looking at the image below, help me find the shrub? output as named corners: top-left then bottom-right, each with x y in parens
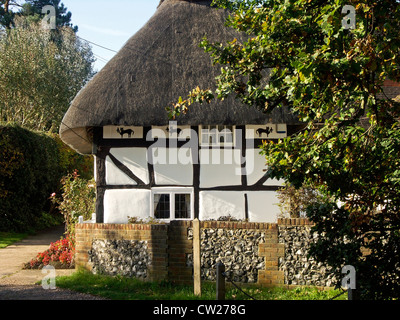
top-left (0, 123), bottom-right (94, 232)
top-left (51, 170), bottom-right (96, 236)
top-left (51, 133), bottom-right (94, 180)
top-left (128, 216), bottom-right (167, 225)
top-left (0, 124), bottom-right (62, 232)
top-left (26, 236), bottom-right (75, 269)
top-left (276, 182), bottom-right (332, 218)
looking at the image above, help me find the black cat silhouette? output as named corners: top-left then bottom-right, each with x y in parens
top-left (116, 127), bottom-right (134, 138)
top-left (256, 126), bottom-right (273, 137)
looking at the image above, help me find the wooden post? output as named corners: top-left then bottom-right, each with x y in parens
top-left (216, 262), bottom-right (225, 300)
top-left (348, 288), bottom-right (358, 300)
top-left (193, 218), bottom-right (201, 296)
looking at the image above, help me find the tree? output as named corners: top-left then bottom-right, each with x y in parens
top-left (0, 0), bottom-right (15, 29)
top-left (0, 18), bottom-right (95, 131)
top-left (1, 0), bottom-right (77, 31)
top-left (21, 0), bottom-right (78, 32)
top-left (276, 182), bottom-right (331, 218)
top-left (169, 0), bottom-right (400, 299)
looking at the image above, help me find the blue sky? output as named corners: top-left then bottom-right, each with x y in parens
top-left (65, 0), bottom-right (160, 71)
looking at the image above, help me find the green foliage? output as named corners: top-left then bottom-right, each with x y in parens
top-left (0, 0), bottom-right (14, 29)
top-left (51, 133), bottom-right (94, 180)
top-left (128, 216), bottom-right (167, 225)
top-left (21, 0), bottom-right (78, 32)
top-left (51, 170), bottom-right (96, 236)
top-left (0, 18), bottom-right (95, 131)
top-left (169, 0), bottom-right (400, 299)
top-left (0, 231), bottom-right (28, 248)
top-left (276, 182), bottom-right (331, 218)
top-left (1, 0), bottom-right (77, 31)
top-left (0, 124), bottom-right (62, 232)
top-left (0, 124), bottom-right (94, 232)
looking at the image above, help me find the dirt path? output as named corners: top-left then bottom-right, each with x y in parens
top-left (0, 225), bottom-right (105, 300)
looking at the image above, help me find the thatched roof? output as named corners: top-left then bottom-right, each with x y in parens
top-left (60, 0), bottom-right (300, 154)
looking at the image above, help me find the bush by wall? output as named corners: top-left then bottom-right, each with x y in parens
top-left (0, 124), bottom-right (93, 232)
top-left (0, 124), bottom-right (62, 232)
top-left (51, 170), bottom-right (96, 236)
top-left (25, 235), bottom-right (75, 269)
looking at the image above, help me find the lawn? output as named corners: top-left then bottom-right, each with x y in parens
top-left (55, 269), bottom-right (347, 300)
top-left (0, 232), bottom-right (28, 248)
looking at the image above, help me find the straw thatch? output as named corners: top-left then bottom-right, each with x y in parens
top-left (60, 0), bottom-right (299, 154)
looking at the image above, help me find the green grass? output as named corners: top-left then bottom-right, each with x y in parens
top-left (55, 269), bottom-right (347, 300)
top-left (0, 232), bottom-right (28, 248)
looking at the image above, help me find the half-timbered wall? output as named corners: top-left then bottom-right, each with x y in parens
top-left (94, 123), bottom-right (288, 223)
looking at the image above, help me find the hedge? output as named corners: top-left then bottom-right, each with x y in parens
top-left (0, 124), bottom-right (93, 232)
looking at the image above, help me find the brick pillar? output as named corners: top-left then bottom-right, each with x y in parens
top-left (258, 226), bottom-right (285, 286)
top-left (167, 221), bottom-right (193, 284)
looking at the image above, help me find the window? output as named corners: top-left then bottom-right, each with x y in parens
top-left (200, 125), bottom-right (235, 147)
top-left (153, 194), bottom-right (170, 219)
top-left (152, 188), bottom-right (193, 220)
top-left (174, 194), bottom-right (191, 219)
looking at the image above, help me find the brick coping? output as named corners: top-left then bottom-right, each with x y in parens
top-left (76, 218), bottom-right (313, 231)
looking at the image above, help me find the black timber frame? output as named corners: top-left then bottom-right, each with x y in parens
top-left (93, 126), bottom-right (284, 223)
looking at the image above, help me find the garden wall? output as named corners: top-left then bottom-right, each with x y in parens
top-left (278, 219), bottom-right (336, 287)
top-left (75, 219), bottom-right (335, 287)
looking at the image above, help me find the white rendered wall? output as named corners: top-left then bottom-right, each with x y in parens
top-left (104, 189), bottom-right (151, 224)
top-left (199, 191), bottom-right (282, 222)
top-left (105, 156), bottom-right (137, 185)
top-left (153, 148), bottom-right (193, 185)
top-left (106, 148), bottom-right (149, 185)
top-left (199, 149), bottom-right (242, 188)
top-left (246, 149), bottom-right (284, 186)
top-left (247, 191), bottom-right (281, 223)
top-left (199, 191), bottom-right (245, 221)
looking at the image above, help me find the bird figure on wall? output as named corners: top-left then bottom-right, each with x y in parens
top-left (116, 127), bottom-right (134, 138)
top-left (256, 126), bottom-right (273, 137)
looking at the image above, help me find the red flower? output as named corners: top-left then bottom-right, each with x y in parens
top-left (29, 236), bottom-right (75, 268)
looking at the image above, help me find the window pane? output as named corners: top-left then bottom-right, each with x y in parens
top-left (220, 126), bottom-right (233, 144)
top-left (200, 125), bottom-right (234, 146)
top-left (202, 132), bottom-right (209, 144)
top-left (209, 134), bottom-right (216, 145)
top-left (225, 130), bottom-right (233, 143)
top-left (154, 194), bottom-right (170, 219)
top-left (175, 194), bottom-right (191, 219)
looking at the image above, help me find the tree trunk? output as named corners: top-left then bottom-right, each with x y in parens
top-left (4, 0), bottom-right (10, 13)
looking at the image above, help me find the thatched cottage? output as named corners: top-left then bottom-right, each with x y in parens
top-left (59, 0), bottom-right (305, 224)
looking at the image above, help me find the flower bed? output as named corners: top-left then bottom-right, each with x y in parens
top-left (24, 236), bottom-right (75, 269)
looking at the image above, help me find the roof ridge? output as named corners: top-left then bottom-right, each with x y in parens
top-left (158, 0), bottom-right (212, 8)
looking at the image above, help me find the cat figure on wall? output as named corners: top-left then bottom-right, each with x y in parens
top-left (256, 126), bottom-right (273, 137)
top-left (116, 127), bottom-right (134, 138)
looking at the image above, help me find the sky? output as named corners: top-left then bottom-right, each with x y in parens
top-left (64, 0), bottom-right (160, 71)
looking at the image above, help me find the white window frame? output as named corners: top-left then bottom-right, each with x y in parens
top-left (150, 187), bottom-right (194, 221)
top-left (199, 125), bottom-right (236, 147)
